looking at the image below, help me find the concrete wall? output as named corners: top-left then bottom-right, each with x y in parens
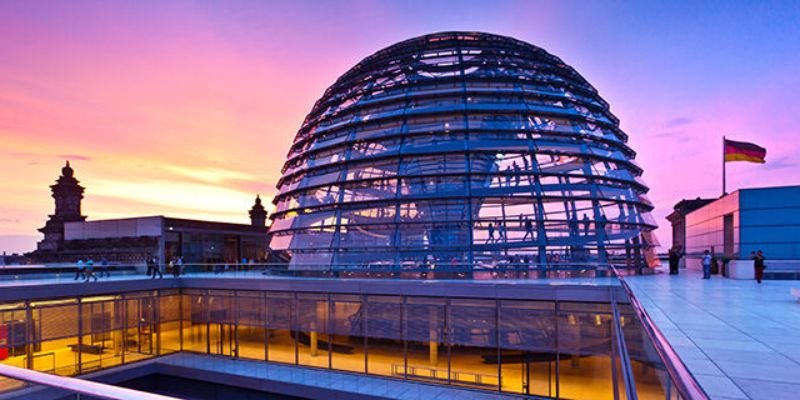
top-left (65, 217), bottom-right (163, 240)
top-left (685, 192), bottom-right (739, 270)
top-left (727, 259), bottom-right (800, 280)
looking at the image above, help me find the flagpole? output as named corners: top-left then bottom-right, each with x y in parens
top-left (722, 135), bottom-right (726, 196)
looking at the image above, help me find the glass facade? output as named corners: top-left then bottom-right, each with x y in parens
top-left (0, 289), bottom-right (674, 399)
top-left (0, 290), bottom-right (181, 378)
top-left (269, 31), bottom-right (658, 270)
top-left (166, 232), bottom-right (267, 266)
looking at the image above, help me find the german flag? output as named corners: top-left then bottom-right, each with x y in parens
top-left (724, 139), bottom-right (766, 163)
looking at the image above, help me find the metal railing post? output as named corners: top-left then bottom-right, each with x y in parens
top-left (611, 298), bottom-right (638, 400)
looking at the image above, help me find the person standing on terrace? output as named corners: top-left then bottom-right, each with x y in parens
top-left (668, 246), bottom-right (683, 275)
top-left (702, 250), bottom-right (712, 279)
top-left (753, 250), bottom-right (766, 284)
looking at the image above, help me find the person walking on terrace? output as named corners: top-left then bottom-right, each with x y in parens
top-left (753, 250), bottom-right (766, 284)
top-left (701, 250), bottom-right (712, 279)
top-left (154, 256), bottom-right (163, 279)
top-left (169, 257), bottom-right (178, 278)
top-left (146, 257), bottom-right (155, 277)
top-left (74, 258), bottom-right (86, 280)
top-left (84, 258), bottom-right (98, 282)
top-left (149, 256), bottom-right (162, 279)
top-left (522, 217), bottom-right (534, 241)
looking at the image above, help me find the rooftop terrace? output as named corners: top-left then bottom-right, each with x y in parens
top-left (0, 267), bottom-right (796, 400)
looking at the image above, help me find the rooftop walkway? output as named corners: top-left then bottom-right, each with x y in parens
top-left (626, 269), bottom-right (800, 400)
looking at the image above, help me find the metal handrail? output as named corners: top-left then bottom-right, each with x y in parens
top-left (610, 266), bottom-right (710, 400)
top-left (611, 299), bottom-right (637, 400)
top-left (0, 363), bottom-right (179, 400)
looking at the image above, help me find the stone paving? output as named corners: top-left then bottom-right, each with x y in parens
top-left (626, 269), bottom-right (800, 400)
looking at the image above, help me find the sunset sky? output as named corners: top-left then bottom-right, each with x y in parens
top-left (2, 0), bottom-right (799, 253)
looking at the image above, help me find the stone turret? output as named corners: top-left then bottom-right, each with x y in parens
top-left (35, 161), bottom-right (87, 252)
top-left (249, 195), bottom-right (267, 227)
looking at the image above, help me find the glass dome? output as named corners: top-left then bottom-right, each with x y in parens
top-left (268, 31), bottom-right (657, 270)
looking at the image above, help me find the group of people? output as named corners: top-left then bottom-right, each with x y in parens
top-left (486, 213), bottom-right (607, 244)
top-left (146, 256), bottom-right (185, 279)
top-left (694, 248), bottom-right (767, 283)
top-left (74, 257), bottom-right (111, 282)
top-left (500, 161), bottom-right (524, 187)
top-left (485, 222), bottom-right (507, 243)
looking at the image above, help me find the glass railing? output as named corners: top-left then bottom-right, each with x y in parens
top-left (2, 262), bottom-right (642, 281)
top-left (0, 265), bottom-right (138, 282)
top-left (610, 266), bottom-right (709, 400)
top-left (0, 362), bottom-right (179, 400)
top-left (191, 262), bottom-right (619, 280)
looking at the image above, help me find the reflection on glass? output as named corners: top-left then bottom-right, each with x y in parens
top-left (405, 297), bottom-right (446, 383)
top-left (499, 300), bottom-right (556, 397)
top-left (330, 295), bottom-right (365, 373)
top-left (365, 296), bottom-right (403, 377)
top-left (558, 302), bottom-right (614, 399)
top-left (619, 303), bottom-right (671, 400)
top-left (181, 293), bottom-right (207, 353)
top-left (237, 292), bottom-right (266, 361)
top-left (267, 292), bottom-right (295, 364)
top-left (296, 294), bottom-right (329, 369)
top-left (1, 287), bottom-right (686, 400)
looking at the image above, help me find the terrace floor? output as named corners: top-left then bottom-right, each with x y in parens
top-left (626, 269), bottom-right (800, 400)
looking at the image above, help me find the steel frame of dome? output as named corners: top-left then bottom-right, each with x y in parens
top-left (268, 31), bottom-right (658, 270)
